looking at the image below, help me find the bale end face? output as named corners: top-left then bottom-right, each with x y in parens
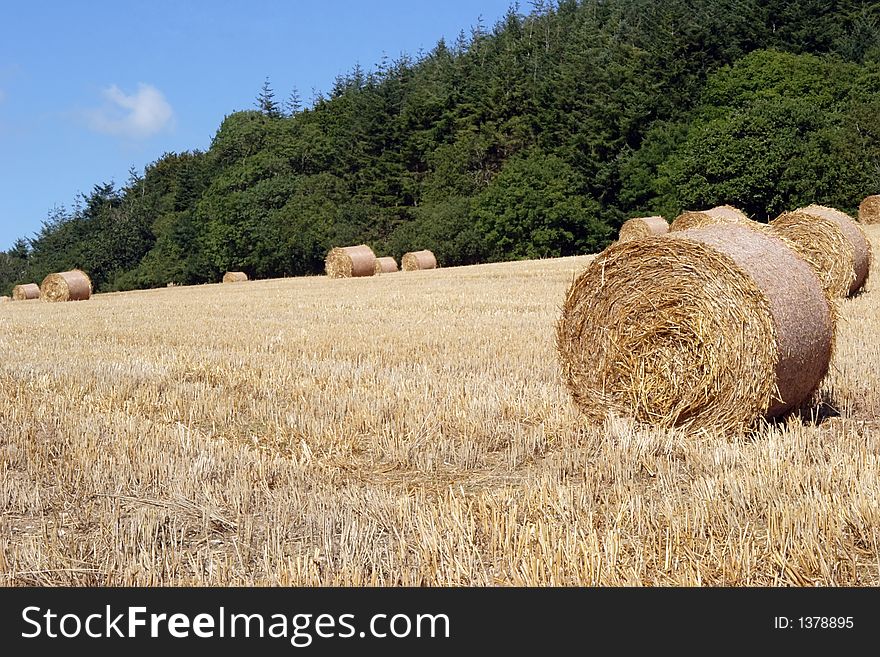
top-left (40, 269), bottom-right (92, 302)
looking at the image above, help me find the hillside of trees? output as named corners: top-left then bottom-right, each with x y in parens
top-left (3, 0), bottom-right (880, 294)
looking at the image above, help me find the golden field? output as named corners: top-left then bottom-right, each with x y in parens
top-left (1, 227), bottom-right (879, 586)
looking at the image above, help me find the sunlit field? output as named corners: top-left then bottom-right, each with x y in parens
top-left (2, 228), bottom-right (879, 586)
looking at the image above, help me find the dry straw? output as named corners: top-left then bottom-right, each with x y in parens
top-left (12, 283), bottom-right (40, 300)
top-left (374, 256), bottom-right (399, 274)
top-left (0, 296), bottom-right (9, 303)
top-left (222, 271), bottom-right (249, 283)
top-left (769, 204), bottom-right (871, 297)
top-left (618, 216), bottom-right (669, 243)
top-left (401, 250), bottom-right (437, 271)
top-left (40, 269), bottom-right (92, 302)
top-left (670, 205), bottom-right (756, 232)
top-left (858, 195), bottom-right (880, 225)
top-left (325, 245), bottom-right (377, 278)
top-left (556, 224), bottom-right (834, 434)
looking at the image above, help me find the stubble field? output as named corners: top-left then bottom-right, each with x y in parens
top-left (2, 227), bottom-right (879, 586)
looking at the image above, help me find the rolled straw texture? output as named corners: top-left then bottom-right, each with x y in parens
top-left (12, 283), bottom-right (40, 300)
top-left (222, 271), bottom-right (248, 283)
top-left (556, 224), bottom-right (834, 434)
top-left (374, 256), bottom-right (399, 274)
top-left (325, 245), bottom-right (377, 278)
top-left (401, 250), bottom-right (437, 271)
top-left (670, 205), bottom-right (756, 232)
top-left (618, 216), bottom-right (669, 243)
top-left (40, 269), bottom-right (92, 302)
top-left (859, 195), bottom-right (880, 225)
top-left (769, 205), bottom-right (871, 297)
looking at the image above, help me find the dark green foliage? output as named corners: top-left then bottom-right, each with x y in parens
top-left (3, 0), bottom-right (879, 295)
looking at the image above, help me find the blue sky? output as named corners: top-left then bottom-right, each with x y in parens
top-left (0, 0), bottom-right (516, 250)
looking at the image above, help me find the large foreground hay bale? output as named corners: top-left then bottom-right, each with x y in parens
top-left (769, 204), bottom-right (871, 297)
top-left (670, 205), bottom-right (755, 232)
top-left (40, 269), bottom-right (92, 302)
top-left (556, 224), bottom-right (833, 434)
top-left (12, 283), bottom-right (40, 300)
top-left (222, 271), bottom-right (248, 283)
top-left (618, 216), bottom-right (668, 243)
top-left (859, 195), bottom-right (880, 225)
top-left (401, 249), bottom-right (437, 271)
top-left (374, 256), bottom-right (399, 274)
top-left (325, 244), bottom-right (377, 278)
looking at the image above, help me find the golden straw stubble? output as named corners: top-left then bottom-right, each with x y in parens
top-left (618, 216), bottom-right (668, 243)
top-left (12, 283), bottom-right (40, 300)
top-left (556, 225), bottom-right (833, 434)
top-left (40, 269), bottom-right (92, 302)
top-left (325, 245), bottom-right (377, 278)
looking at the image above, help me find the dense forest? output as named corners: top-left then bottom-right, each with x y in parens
top-left (3, 0), bottom-right (880, 293)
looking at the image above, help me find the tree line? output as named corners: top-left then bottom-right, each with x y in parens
top-left (3, 0), bottom-right (880, 294)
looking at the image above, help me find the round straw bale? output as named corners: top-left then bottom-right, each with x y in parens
top-left (0, 296), bottom-right (10, 303)
top-left (859, 195), bottom-right (880, 225)
top-left (670, 205), bottom-right (756, 232)
top-left (401, 249), bottom-right (437, 271)
top-left (325, 244), bottom-right (377, 278)
top-left (222, 271), bottom-right (248, 283)
top-left (374, 256), bottom-right (399, 274)
top-left (556, 224), bottom-right (834, 434)
top-left (769, 205), bottom-right (871, 297)
top-left (618, 216), bottom-right (669, 243)
top-left (40, 269), bottom-right (92, 302)
top-left (12, 283), bottom-right (40, 300)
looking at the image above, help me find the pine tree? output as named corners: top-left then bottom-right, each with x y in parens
top-left (256, 77), bottom-right (281, 117)
top-left (285, 86), bottom-right (302, 116)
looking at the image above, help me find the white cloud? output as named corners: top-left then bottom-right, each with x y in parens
top-left (87, 83), bottom-right (173, 138)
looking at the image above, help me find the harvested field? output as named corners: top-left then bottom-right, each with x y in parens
top-left (2, 228), bottom-right (880, 586)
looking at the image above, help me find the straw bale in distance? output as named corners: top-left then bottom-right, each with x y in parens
top-left (769, 204), bottom-right (871, 297)
top-left (556, 224), bottom-right (833, 434)
top-left (222, 271), bottom-right (249, 283)
top-left (40, 269), bottom-right (92, 302)
top-left (0, 296), bottom-right (9, 303)
top-left (670, 205), bottom-right (758, 232)
top-left (374, 256), bottom-right (399, 274)
top-left (12, 283), bottom-right (40, 300)
top-left (859, 195), bottom-right (880, 225)
top-left (401, 250), bottom-right (437, 271)
top-left (325, 245), bottom-right (377, 278)
top-left (618, 216), bottom-right (668, 243)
